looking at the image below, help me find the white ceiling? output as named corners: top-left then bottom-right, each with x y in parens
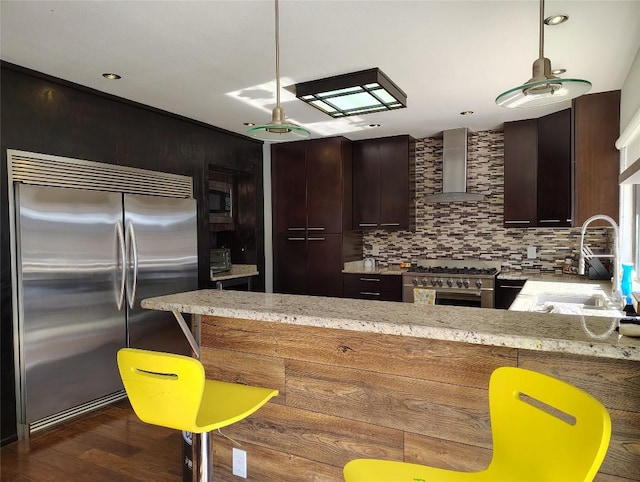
top-left (1, 0), bottom-right (640, 141)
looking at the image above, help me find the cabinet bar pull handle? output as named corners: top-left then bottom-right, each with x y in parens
top-left (359, 223), bottom-right (378, 227)
top-left (502, 285), bottom-right (524, 289)
top-left (505, 220), bottom-right (531, 224)
top-left (360, 278), bottom-right (381, 282)
top-left (308, 237), bottom-right (325, 241)
top-left (287, 227), bottom-right (305, 231)
top-left (380, 223), bottom-right (400, 226)
top-left (539, 219), bottom-right (560, 223)
top-left (287, 237), bottom-right (306, 241)
top-left (360, 292), bottom-right (381, 296)
top-left (307, 227), bottom-right (325, 231)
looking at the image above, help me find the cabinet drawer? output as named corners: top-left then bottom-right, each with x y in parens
top-left (343, 274), bottom-right (402, 301)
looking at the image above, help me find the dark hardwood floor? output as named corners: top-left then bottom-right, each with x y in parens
top-left (1, 400), bottom-right (182, 481)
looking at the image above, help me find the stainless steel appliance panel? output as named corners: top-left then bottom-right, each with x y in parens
top-left (17, 184), bottom-right (126, 423)
top-left (124, 194), bottom-right (197, 355)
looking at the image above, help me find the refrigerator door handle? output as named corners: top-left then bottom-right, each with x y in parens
top-left (126, 221), bottom-right (139, 309)
top-left (115, 221), bottom-right (126, 311)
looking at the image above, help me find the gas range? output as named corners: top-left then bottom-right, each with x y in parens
top-left (402, 259), bottom-right (501, 308)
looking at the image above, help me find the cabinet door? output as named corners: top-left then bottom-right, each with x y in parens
top-left (272, 143), bottom-right (307, 234)
top-left (504, 119), bottom-right (537, 227)
top-left (379, 136), bottom-right (410, 228)
top-left (537, 109), bottom-right (572, 227)
top-left (573, 90), bottom-right (620, 225)
top-left (306, 138), bottom-right (344, 234)
top-left (353, 140), bottom-right (380, 228)
top-left (273, 233), bottom-right (308, 295)
top-left (307, 233), bottom-right (343, 297)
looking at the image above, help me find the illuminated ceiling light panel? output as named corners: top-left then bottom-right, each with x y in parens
top-left (295, 68), bottom-right (407, 118)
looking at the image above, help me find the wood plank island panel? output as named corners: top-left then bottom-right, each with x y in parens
top-left (199, 315), bottom-right (640, 481)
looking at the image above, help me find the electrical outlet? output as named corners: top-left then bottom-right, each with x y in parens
top-left (232, 448), bottom-right (247, 478)
top-left (372, 245), bottom-right (380, 256)
top-left (527, 246), bottom-right (537, 259)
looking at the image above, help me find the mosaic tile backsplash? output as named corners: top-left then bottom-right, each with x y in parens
top-left (363, 129), bottom-right (610, 273)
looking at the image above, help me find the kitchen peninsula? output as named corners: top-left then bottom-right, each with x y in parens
top-left (142, 290), bottom-right (640, 481)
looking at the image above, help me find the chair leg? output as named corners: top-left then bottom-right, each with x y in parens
top-left (191, 432), bottom-right (213, 482)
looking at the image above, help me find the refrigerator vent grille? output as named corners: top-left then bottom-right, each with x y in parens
top-left (8, 150), bottom-right (193, 198)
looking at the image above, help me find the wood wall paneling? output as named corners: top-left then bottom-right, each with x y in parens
top-left (0, 62), bottom-right (264, 444)
top-left (404, 432), bottom-right (492, 472)
top-left (200, 315), bottom-right (640, 481)
top-left (519, 350), bottom-right (640, 481)
top-left (200, 316), bottom-right (517, 389)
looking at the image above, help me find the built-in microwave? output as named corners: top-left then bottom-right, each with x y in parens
top-left (209, 180), bottom-right (233, 224)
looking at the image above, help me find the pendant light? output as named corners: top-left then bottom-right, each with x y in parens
top-left (495, 0), bottom-right (591, 108)
top-left (247, 0), bottom-right (310, 141)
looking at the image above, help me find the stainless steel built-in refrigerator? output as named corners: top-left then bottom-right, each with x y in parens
top-left (8, 150), bottom-right (197, 436)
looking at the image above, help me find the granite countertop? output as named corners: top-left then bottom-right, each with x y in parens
top-left (498, 270), bottom-right (602, 282)
top-left (210, 264), bottom-right (258, 282)
top-left (142, 289), bottom-right (640, 361)
top-left (342, 260), bottom-right (404, 275)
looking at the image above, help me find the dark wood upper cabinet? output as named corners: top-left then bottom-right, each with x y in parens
top-left (573, 90), bottom-right (621, 226)
top-left (504, 118), bottom-right (538, 227)
top-left (306, 138), bottom-right (348, 234)
top-left (352, 135), bottom-right (415, 230)
top-left (352, 141), bottom-right (379, 227)
top-left (271, 142), bottom-right (307, 234)
top-left (537, 108), bottom-right (572, 227)
top-left (503, 90), bottom-right (620, 229)
top-left (504, 110), bottom-right (571, 228)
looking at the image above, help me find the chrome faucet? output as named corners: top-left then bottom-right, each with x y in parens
top-left (578, 214), bottom-right (620, 292)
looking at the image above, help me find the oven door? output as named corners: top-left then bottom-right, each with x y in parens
top-left (435, 291), bottom-right (482, 308)
top-left (437, 289), bottom-right (494, 308)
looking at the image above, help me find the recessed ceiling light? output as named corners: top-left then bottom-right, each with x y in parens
top-left (244, 122), bottom-right (256, 127)
top-left (460, 111), bottom-right (474, 116)
top-left (544, 14), bottom-right (569, 26)
top-left (368, 124), bottom-right (381, 128)
top-left (551, 68), bottom-right (567, 75)
top-left (102, 73), bottom-right (121, 80)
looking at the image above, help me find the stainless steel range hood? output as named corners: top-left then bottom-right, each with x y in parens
top-left (424, 127), bottom-right (486, 203)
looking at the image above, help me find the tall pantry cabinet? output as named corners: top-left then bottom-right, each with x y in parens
top-left (271, 137), bottom-right (361, 297)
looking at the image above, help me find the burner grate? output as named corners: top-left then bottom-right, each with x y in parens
top-left (406, 266), bottom-right (497, 276)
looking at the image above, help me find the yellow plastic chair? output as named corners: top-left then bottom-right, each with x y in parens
top-left (344, 366), bottom-right (611, 482)
top-left (117, 348), bottom-right (278, 480)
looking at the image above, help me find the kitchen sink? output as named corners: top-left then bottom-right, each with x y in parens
top-left (533, 293), bottom-right (608, 310)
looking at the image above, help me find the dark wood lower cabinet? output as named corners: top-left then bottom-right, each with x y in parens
top-left (343, 273), bottom-right (402, 301)
top-left (307, 234), bottom-right (344, 297)
top-left (274, 234), bottom-right (344, 298)
top-left (494, 278), bottom-right (526, 310)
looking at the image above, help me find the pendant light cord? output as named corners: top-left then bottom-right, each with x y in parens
top-left (274, 0), bottom-right (281, 109)
top-left (538, 0), bottom-right (545, 60)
